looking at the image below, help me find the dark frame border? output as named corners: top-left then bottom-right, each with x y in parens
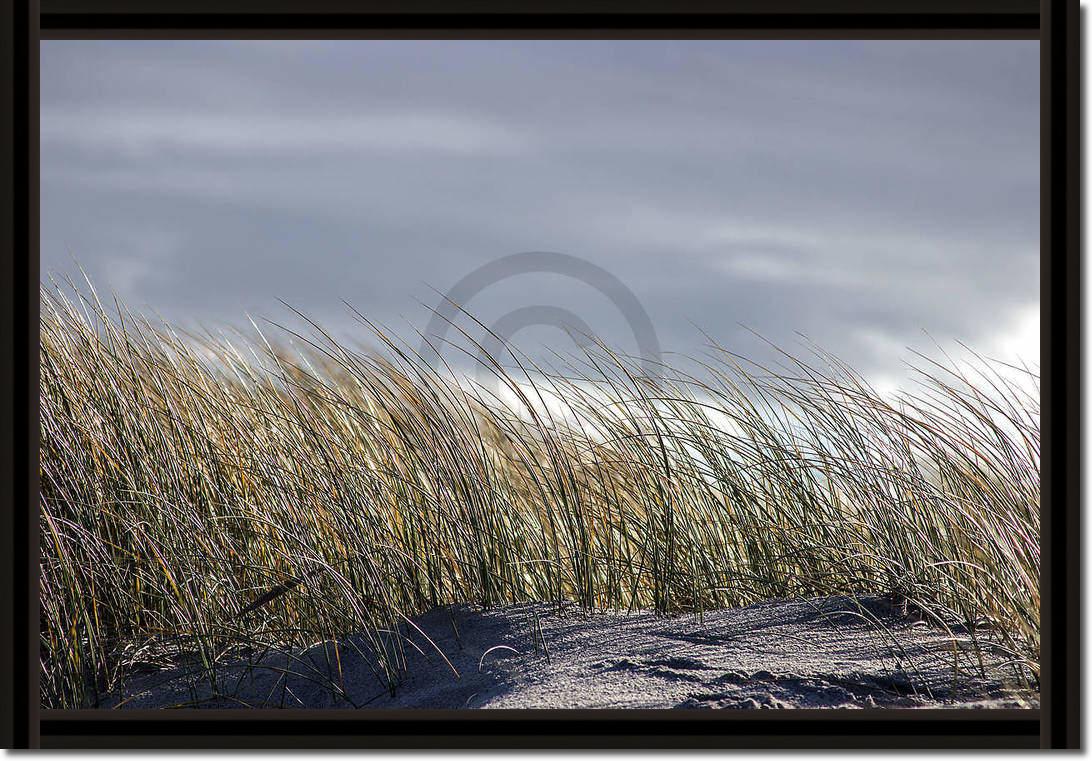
top-left (5, 0), bottom-right (1079, 749)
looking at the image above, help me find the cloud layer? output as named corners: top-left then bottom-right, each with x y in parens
top-left (40, 40), bottom-right (1040, 380)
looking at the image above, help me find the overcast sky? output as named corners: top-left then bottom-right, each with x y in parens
top-left (40, 40), bottom-right (1039, 385)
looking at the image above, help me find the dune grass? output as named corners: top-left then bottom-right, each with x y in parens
top-left (39, 281), bottom-right (1040, 708)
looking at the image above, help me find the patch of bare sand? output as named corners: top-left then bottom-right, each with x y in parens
top-left (102, 595), bottom-right (1038, 709)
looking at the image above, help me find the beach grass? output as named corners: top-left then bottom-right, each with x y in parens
top-left (39, 280), bottom-right (1039, 708)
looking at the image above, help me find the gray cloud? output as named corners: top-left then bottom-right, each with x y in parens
top-left (40, 40), bottom-right (1039, 380)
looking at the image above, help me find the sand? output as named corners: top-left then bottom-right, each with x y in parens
top-left (100, 595), bottom-right (1037, 710)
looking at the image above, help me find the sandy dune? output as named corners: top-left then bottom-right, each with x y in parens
top-left (102, 595), bottom-right (1037, 710)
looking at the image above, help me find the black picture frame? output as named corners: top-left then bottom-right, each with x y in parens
top-left (4, 0), bottom-right (1079, 749)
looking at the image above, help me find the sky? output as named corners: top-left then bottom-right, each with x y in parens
top-left (39, 40), bottom-right (1040, 386)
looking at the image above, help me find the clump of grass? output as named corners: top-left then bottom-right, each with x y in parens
top-left (39, 281), bottom-right (1039, 708)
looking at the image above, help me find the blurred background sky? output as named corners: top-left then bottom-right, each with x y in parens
top-left (40, 40), bottom-right (1039, 388)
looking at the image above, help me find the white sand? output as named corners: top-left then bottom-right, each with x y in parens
top-left (102, 595), bottom-right (1037, 710)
